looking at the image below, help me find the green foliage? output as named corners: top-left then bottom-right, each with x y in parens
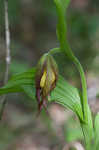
top-left (50, 75), bottom-right (83, 121)
top-left (54, 0), bottom-right (70, 13)
top-left (0, 68), bottom-right (36, 96)
top-left (0, 0), bottom-right (98, 150)
top-left (54, 0), bottom-right (93, 149)
top-left (64, 117), bottom-right (83, 142)
top-left (0, 67), bottom-right (83, 121)
top-left (94, 113), bottom-right (99, 150)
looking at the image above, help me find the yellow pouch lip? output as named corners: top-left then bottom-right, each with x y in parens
top-left (40, 70), bottom-right (47, 88)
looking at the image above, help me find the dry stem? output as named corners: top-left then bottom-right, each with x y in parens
top-left (0, 0), bottom-right (11, 120)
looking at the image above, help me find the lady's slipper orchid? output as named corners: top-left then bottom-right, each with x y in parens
top-left (35, 53), bottom-right (58, 113)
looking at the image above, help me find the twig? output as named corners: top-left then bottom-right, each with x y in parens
top-left (0, 0), bottom-right (11, 120)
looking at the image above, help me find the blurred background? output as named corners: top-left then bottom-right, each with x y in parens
top-left (0, 0), bottom-right (99, 149)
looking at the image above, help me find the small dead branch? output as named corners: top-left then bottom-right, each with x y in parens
top-left (0, 0), bottom-right (11, 120)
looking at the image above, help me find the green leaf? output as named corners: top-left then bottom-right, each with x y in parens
top-left (54, 0), bottom-right (91, 127)
top-left (80, 105), bottom-right (93, 150)
top-left (54, 0), bottom-right (70, 13)
top-left (64, 117), bottom-right (83, 142)
top-left (54, 0), bottom-right (88, 120)
top-left (50, 76), bottom-right (83, 121)
top-left (0, 68), bottom-right (83, 121)
top-left (0, 68), bottom-right (36, 96)
top-left (54, 0), bottom-right (93, 148)
top-left (94, 113), bottom-right (99, 150)
top-left (66, 127), bottom-right (83, 142)
top-left (54, 0), bottom-right (71, 51)
top-left (22, 85), bottom-right (35, 100)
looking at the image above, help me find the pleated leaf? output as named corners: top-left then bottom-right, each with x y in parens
top-left (0, 68), bottom-right (83, 121)
top-left (50, 76), bottom-right (83, 121)
top-left (0, 68), bottom-right (36, 95)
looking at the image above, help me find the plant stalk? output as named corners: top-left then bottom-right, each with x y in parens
top-left (0, 0), bottom-right (11, 120)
